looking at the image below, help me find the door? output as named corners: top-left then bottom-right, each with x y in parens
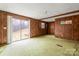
top-left (7, 16), bottom-right (30, 43)
top-left (21, 20), bottom-right (30, 39)
top-left (11, 18), bottom-right (21, 42)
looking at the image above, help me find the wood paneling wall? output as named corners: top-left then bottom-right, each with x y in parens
top-left (73, 15), bottom-right (79, 41)
top-left (55, 15), bottom-right (79, 40)
top-left (0, 12), bottom-right (3, 44)
top-left (30, 20), bottom-right (47, 37)
top-left (0, 11), bottom-right (7, 44)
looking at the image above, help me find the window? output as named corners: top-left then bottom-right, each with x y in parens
top-left (41, 22), bottom-right (45, 29)
top-left (60, 20), bottom-right (72, 25)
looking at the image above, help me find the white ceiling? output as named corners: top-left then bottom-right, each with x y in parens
top-left (0, 3), bottom-right (79, 21)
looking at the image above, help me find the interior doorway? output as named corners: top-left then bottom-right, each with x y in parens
top-left (7, 16), bottom-right (30, 43)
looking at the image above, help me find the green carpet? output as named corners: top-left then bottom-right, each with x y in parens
top-left (0, 35), bottom-right (79, 56)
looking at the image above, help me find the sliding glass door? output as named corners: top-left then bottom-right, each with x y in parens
top-left (7, 16), bottom-right (30, 43)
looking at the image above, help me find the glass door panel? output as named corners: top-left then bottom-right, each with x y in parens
top-left (11, 18), bottom-right (21, 42)
top-left (21, 20), bottom-right (29, 39)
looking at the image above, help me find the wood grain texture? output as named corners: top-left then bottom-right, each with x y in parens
top-left (0, 12), bottom-right (3, 44)
top-left (30, 20), bottom-right (47, 37)
top-left (0, 11), bottom-right (7, 44)
top-left (55, 14), bottom-right (79, 40)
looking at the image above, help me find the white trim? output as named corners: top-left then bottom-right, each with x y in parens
top-left (42, 12), bottom-right (79, 22)
top-left (28, 19), bottom-right (31, 38)
top-left (7, 16), bottom-right (12, 44)
top-left (54, 12), bottom-right (79, 19)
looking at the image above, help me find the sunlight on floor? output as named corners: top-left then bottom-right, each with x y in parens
top-left (0, 35), bottom-right (79, 56)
